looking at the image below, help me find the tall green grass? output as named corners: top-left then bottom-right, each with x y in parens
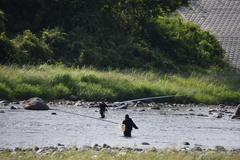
top-left (0, 64), bottom-right (239, 104)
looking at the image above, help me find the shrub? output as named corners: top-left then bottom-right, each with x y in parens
top-left (0, 33), bottom-right (17, 64)
top-left (145, 17), bottom-right (228, 69)
top-left (0, 83), bottom-right (11, 99)
top-left (81, 74), bottom-right (100, 83)
top-left (12, 83), bottom-right (40, 99)
top-left (41, 27), bottom-right (69, 63)
top-left (11, 30), bottom-right (53, 64)
top-left (53, 73), bottom-right (78, 94)
top-left (52, 83), bottom-right (70, 99)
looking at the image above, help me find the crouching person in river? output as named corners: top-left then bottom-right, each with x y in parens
top-left (122, 114), bottom-right (138, 137)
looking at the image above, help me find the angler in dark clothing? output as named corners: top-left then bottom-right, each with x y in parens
top-left (99, 98), bottom-right (108, 118)
top-left (122, 114), bottom-right (138, 137)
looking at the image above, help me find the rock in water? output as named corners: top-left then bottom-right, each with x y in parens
top-left (141, 142), bottom-right (150, 145)
top-left (231, 104), bottom-right (240, 119)
top-left (11, 106), bottom-right (17, 109)
top-left (23, 97), bottom-right (49, 110)
top-left (182, 141), bottom-right (190, 145)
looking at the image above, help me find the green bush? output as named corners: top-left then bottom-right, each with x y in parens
top-left (81, 74), bottom-right (100, 83)
top-left (13, 83), bottom-right (39, 99)
top-left (0, 83), bottom-right (11, 99)
top-left (52, 73), bottom-right (79, 95)
top-left (52, 83), bottom-right (71, 99)
top-left (144, 17), bottom-right (228, 69)
top-left (11, 30), bottom-right (53, 64)
top-left (0, 33), bottom-right (17, 64)
top-left (41, 27), bottom-right (69, 63)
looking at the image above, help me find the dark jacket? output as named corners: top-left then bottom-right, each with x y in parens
top-left (99, 102), bottom-right (108, 112)
top-left (122, 117), bottom-right (138, 131)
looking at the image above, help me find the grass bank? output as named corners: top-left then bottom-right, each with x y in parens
top-left (0, 64), bottom-right (239, 104)
top-left (1, 148), bottom-right (240, 160)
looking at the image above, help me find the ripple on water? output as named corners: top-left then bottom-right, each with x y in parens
top-left (0, 105), bottom-right (239, 149)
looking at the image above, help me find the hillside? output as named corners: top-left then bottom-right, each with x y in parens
top-left (0, 0), bottom-right (230, 72)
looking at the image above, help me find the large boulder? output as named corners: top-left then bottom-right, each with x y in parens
top-left (23, 97), bottom-right (49, 110)
top-left (231, 104), bottom-right (240, 119)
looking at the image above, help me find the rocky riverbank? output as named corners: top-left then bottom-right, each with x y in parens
top-left (2, 144), bottom-right (240, 156)
top-left (0, 97), bottom-right (239, 118)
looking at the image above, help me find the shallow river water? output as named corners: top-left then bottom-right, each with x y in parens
top-left (0, 103), bottom-right (240, 150)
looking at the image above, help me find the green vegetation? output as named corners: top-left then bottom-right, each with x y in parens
top-left (0, 1), bottom-right (239, 104)
top-left (0, 64), bottom-right (239, 104)
top-left (0, 0), bottom-right (229, 71)
top-left (0, 148), bottom-right (240, 160)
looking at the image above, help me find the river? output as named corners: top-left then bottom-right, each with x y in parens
top-left (0, 103), bottom-right (239, 150)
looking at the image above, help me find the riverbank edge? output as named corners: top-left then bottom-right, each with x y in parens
top-left (1, 144), bottom-right (240, 160)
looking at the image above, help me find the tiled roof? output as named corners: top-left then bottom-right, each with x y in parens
top-left (178, 0), bottom-right (240, 68)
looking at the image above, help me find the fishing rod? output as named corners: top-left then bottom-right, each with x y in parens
top-left (114, 93), bottom-right (194, 104)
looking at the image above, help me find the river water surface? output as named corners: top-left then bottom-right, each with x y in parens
top-left (0, 103), bottom-right (239, 150)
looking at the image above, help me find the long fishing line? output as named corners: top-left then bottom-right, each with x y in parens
top-left (52, 108), bottom-right (119, 124)
top-left (51, 93), bottom-right (194, 125)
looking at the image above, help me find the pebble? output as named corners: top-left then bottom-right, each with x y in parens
top-left (141, 142), bottom-right (150, 145)
top-left (183, 141), bottom-right (190, 145)
top-left (57, 143), bottom-right (64, 146)
top-left (150, 107), bottom-right (160, 110)
top-left (11, 106), bottom-right (17, 109)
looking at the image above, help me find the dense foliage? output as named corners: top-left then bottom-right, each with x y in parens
top-left (0, 0), bottom-right (229, 71)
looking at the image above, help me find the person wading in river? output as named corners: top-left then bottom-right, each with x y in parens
top-left (122, 114), bottom-right (138, 137)
top-left (99, 98), bottom-right (108, 118)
